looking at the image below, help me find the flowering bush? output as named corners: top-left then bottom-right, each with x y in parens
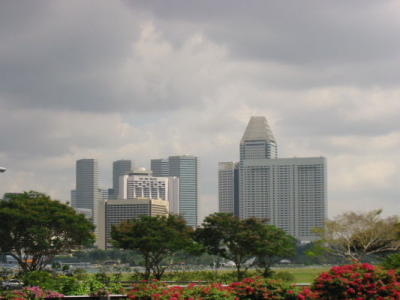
top-left (128, 281), bottom-right (236, 300)
top-left (228, 277), bottom-right (299, 300)
top-left (0, 286), bottom-right (64, 299)
top-left (297, 263), bottom-right (400, 300)
top-left (128, 278), bottom-right (301, 300)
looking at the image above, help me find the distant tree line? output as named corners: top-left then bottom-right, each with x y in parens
top-left (1, 191), bottom-right (399, 280)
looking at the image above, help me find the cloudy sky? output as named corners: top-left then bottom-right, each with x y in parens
top-left (1, 0), bottom-right (400, 221)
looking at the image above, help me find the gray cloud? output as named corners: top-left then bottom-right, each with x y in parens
top-left (0, 0), bottom-right (400, 220)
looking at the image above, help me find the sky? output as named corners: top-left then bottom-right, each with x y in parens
top-left (1, 0), bottom-right (400, 222)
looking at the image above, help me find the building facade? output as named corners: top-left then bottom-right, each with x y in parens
top-left (240, 116), bottom-right (278, 161)
top-left (151, 159), bottom-right (169, 177)
top-left (218, 162), bottom-right (239, 216)
top-left (119, 169), bottom-right (169, 200)
top-left (240, 157), bottom-right (326, 241)
top-left (112, 160), bottom-right (132, 199)
top-left (168, 155), bottom-right (199, 227)
top-left (104, 198), bottom-right (169, 248)
top-left (74, 159), bottom-right (100, 215)
top-left (235, 116), bottom-right (327, 241)
top-left (73, 159), bottom-right (104, 247)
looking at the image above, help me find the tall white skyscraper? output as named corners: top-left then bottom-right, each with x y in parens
top-left (112, 160), bottom-right (132, 199)
top-left (218, 162), bottom-right (239, 216)
top-left (236, 116), bottom-right (327, 241)
top-left (168, 155), bottom-right (199, 227)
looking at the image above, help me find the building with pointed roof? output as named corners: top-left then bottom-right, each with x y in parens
top-left (240, 116), bottom-right (277, 161)
top-left (219, 116), bottom-right (327, 241)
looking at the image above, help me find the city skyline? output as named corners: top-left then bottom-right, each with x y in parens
top-left (1, 1), bottom-right (400, 222)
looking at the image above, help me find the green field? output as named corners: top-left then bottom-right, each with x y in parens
top-left (273, 266), bottom-right (329, 283)
top-left (116, 266), bottom-right (330, 284)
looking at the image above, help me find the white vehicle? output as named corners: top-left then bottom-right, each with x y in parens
top-left (0, 167), bottom-right (6, 173)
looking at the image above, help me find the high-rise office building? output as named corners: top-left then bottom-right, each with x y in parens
top-left (235, 116), bottom-right (327, 241)
top-left (105, 198), bottom-right (169, 248)
top-left (168, 176), bottom-right (180, 215)
top-left (74, 159), bottom-right (100, 213)
top-left (119, 168), bottom-right (168, 200)
top-left (168, 155), bottom-right (199, 227)
top-left (151, 159), bottom-right (169, 177)
top-left (73, 159), bottom-right (104, 248)
top-left (112, 160), bottom-right (132, 199)
top-left (240, 157), bottom-right (326, 241)
top-left (240, 116), bottom-right (277, 161)
top-left (218, 162), bottom-right (239, 216)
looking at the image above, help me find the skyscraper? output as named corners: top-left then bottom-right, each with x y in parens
top-left (218, 162), bottom-right (239, 216)
top-left (105, 198), bottom-right (169, 248)
top-left (119, 168), bottom-right (169, 200)
top-left (74, 159), bottom-right (100, 213)
top-left (112, 160), bottom-right (132, 199)
top-left (73, 159), bottom-right (104, 248)
top-left (151, 159), bottom-right (169, 177)
top-left (168, 155), bottom-right (199, 227)
top-left (235, 116), bottom-right (327, 241)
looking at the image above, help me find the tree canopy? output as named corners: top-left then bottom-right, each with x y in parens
top-left (111, 214), bottom-right (193, 280)
top-left (317, 209), bottom-right (400, 261)
top-left (194, 213), bottom-right (295, 279)
top-left (253, 224), bottom-right (296, 277)
top-left (0, 191), bottom-right (95, 272)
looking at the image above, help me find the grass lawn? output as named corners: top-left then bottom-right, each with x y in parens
top-left (117, 266), bottom-right (330, 284)
top-left (274, 266), bottom-right (330, 283)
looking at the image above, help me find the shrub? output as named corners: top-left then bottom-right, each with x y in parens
top-left (229, 277), bottom-right (299, 300)
top-left (271, 271), bottom-right (295, 282)
top-left (297, 263), bottom-right (400, 300)
top-left (128, 278), bottom-right (301, 300)
top-left (0, 286), bottom-right (64, 299)
top-left (381, 253), bottom-right (400, 270)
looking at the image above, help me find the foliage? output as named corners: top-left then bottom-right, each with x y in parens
top-left (381, 253), bottom-right (400, 270)
top-left (316, 210), bottom-right (400, 262)
top-left (0, 191), bottom-right (95, 272)
top-left (127, 277), bottom-right (301, 300)
top-left (229, 277), bottom-right (299, 299)
top-left (195, 213), bottom-right (295, 280)
top-left (0, 286), bottom-right (63, 299)
top-left (297, 263), bottom-right (400, 299)
top-left (128, 281), bottom-right (236, 300)
top-left (112, 215), bottom-right (194, 280)
top-left (253, 225), bottom-right (296, 277)
top-left (271, 271), bottom-right (295, 282)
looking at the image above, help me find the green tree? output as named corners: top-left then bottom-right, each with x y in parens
top-left (195, 213), bottom-right (271, 280)
top-left (316, 209), bottom-right (400, 261)
top-left (111, 214), bottom-right (193, 280)
top-left (0, 191), bottom-right (95, 272)
top-left (253, 224), bottom-right (296, 277)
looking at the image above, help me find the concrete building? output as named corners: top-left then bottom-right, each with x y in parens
top-left (240, 116), bottom-right (278, 161)
top-left (74, 159), bottom-right (100, 216)
top-left (168, 155), bottom-right (199, 227)
top-left (168, 176), bottom-right (180, 215)
top-left (240, 157), bottom-right (326, 241)
top-left (119, 168), bottom-right (168, 200)
top-left (104, 198), bottom-right (169, 248)
top-left (112, 160), bottom-right (132, 199)
top-left (218, 162), bottom-right (239, 216)
top-left (72, 159), bottom-right (105, 248)
top-left (236, 116), bottom-right (327, 241)
top-left (151, 159), bottom-right (169, 177)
